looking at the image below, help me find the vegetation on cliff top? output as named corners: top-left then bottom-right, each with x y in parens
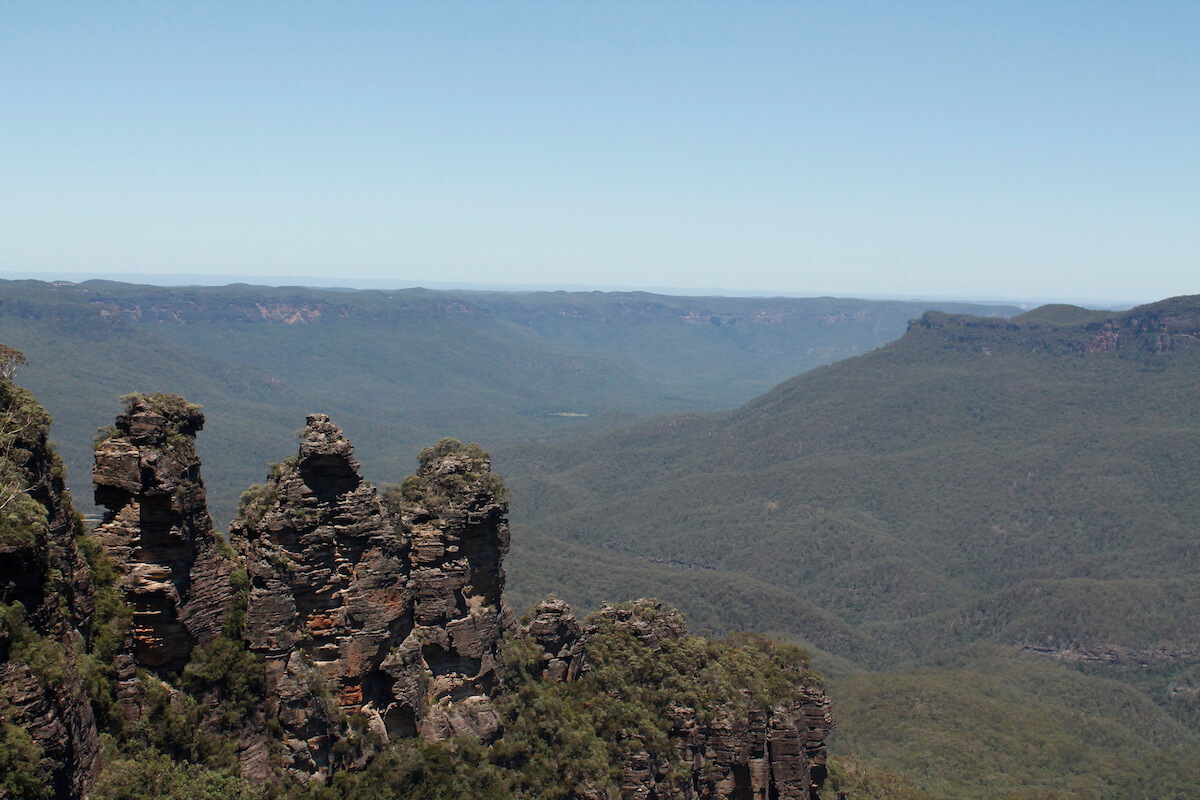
top-left (279, 600), bottom-right (821, 800)
top-left (382, 437), bottom-right (509, 512)
top-left (0, 363), bottom-right (54, 549)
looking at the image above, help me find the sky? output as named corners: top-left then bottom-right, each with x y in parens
top-left (2, 1), bottom-right (1197, 305)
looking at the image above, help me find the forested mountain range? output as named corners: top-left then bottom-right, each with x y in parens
top-left (499, 296), bottom-right (1200, 798)
top-left (503, 298), bottom-right (1200, 634)
top-left (9, 277), bottom-right (1200, 796)
top-left (0, 278), bottom-right (1016, 524)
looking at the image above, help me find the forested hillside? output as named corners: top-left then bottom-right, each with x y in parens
top-left (11, 278), bottom-right (1199, 796)
top-left (500, 296), bottom-right (1200, 798)
top-left (0, 279), bottom-right (1016, 524)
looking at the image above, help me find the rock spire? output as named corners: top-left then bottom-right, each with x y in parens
top-left (229, 415), bottom-right (511, 783)
top-left (92, 393), bottom-right (234, 681)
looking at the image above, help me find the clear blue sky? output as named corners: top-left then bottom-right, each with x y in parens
top-left (3, 1), bottom-right (1197, 304)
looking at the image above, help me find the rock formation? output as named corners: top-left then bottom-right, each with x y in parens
top-left (92, 394), bottom-right (234, 689)
top-left (229, 416), bottom-right (510, 783)
top-left (523, 599), bottom-right (833, 800)
top-left (522, 595), bottom-right (585, 683)
top-left (913, 297), bottom-right (1200, 357)
top-left (0, 369), bottom-right (100, 800)
top-left (4, 383), bottom-right (831, 799)
top-left (391, 436), bottom-right (512, 741)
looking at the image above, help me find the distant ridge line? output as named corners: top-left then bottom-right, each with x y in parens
top-left (0, 271), bottom-right (1139, 308)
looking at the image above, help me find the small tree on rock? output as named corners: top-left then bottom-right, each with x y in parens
top-left (0, 346), bottom-right (28, 382)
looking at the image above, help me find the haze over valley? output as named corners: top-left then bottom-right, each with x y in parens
top-left (4, 277), bottom-right (1200, 797)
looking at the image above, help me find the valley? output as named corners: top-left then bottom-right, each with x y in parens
top-left (500, 297), bottom-right (1200, 797)
top-left (3, 279), bottom-right (1198, 797)
top-left (0, 279), bottom-right (1017, 525)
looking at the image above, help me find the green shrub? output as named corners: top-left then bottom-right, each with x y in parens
top-left (399, 439), bottom-right (509, 509)
top-left (0, 490), bottom-right (45, 549)
top-left (0, 710), bottom-right (54, 800)
top-left (91, 743), bottom-right (259, 800)
top-left (76, 532), bottom-right (133, 733)
top-left (119, 392), bottom-right (203, 425)
top-left (1, 602), bottom-right (67, 691)
top-left (233, 482), bottom-right (278, 529)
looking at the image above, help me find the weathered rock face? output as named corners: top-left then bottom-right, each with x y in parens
top-left (395, 437), bottom-right (512, 741)
top-left (92, 394), bottom-right (234, 681)
top-left (523, 596), bottom-right (585, 683)
top-left (524, 599), bottom-right (834, 800)
top-left (0, 372), bottom-right (100, 800)
top-left (669, 694), bottom-right (832, 800)
top-left (8, 382), bottom-right (835, 799)
top-left (230, 413), bottom-right (413, 783)
top-left (229, 417), bottom-right (511, 783)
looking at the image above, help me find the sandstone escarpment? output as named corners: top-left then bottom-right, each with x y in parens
top-left (523, 598), bottom-right (833, 800)
top-left (912, 296), bottom-right (1200, 358)
top-left (92, 394), bottom-right (235, 681)
top-left (229, 416), bottom-right (511, 783)
top-left (0, 366), bottom-right (100, 800)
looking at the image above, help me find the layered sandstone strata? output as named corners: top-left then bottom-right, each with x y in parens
top-left (92, 394), bottom-right (234, 682)
top-left (229, 416), bottom-right (511, 783)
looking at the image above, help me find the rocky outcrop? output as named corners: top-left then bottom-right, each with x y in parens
top-left (92, 394), bottom-right (235, 696)
top-left (5, 382), bottom-right (832, 799)
top-left (523, 596), bottom-right (585, 683)
top-left (523, 599), bottom-right (834, 800)
top-left (393, 437), bottom-right (512, 741)
top-left (0, 370), bottom-right (100, 800)
top-left (229, 416), bottom-right (511, 783)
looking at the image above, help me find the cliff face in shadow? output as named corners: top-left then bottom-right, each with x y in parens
top-left (0, 367), bottom-right (100, 800)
